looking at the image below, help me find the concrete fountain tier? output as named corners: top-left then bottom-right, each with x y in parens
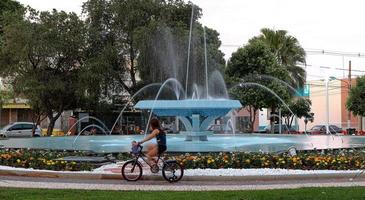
top-left (135, 99), bottom-right (242, 141)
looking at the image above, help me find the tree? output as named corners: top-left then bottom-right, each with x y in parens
top-left (226, 40), bottom-right (291, 132)
top-left (82, 0), bottom-right (167, 95)
top-left (253, 28), bottom-right (306, 88)
top-left (0, 8), bottom-right (87, 135)
top-left (0, 0), bottom-right (22, 32)
top-left (281, 98), bottom-right (312, 128)
top-left (347, 76), bottom-right (365, 116)
top-left (82, 0), bottom-right (225, 99)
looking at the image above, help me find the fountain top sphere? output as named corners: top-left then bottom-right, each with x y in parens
top-left (134, 99), bottom-right (242, 117)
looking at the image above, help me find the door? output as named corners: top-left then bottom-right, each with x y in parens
top-left (7, 124), bottom-right (23, 137)
top-left (21, 124), bottom-right (34, 137)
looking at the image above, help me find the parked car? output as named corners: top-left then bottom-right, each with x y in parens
top-left (264, 124), bottom-right (298, 134)
top-left (306, 125), bottom-right (342, 134)
top-left (0, 122), bottom-right (41, 138)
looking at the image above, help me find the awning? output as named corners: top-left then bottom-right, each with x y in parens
top-left (2, 103), bottom-right (31, 109)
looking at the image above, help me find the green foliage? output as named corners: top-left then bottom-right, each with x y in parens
top-left (252, 28), bottom-right (306, 88)
top-left (0, 0), bottom-right (22, 29)
top-left (347, 76), bottom-right (365, 116)
top-left (0, 0), bottom-right (23, 48)
top-left (226, 40), bottom-right (291, 132)
top-left (0, 86), bottom-right (13, 106)
top-left (83, 0), bottom-right (225, 98)
top-left (0, 8), bottom-right (87, 135)
top-left (0, 0), bottom-right (21, 15)
top-left (282, 98), bottom-right (312, 128)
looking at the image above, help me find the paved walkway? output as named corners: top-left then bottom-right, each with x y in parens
top-left (1, 175), bottom-right (365, 191)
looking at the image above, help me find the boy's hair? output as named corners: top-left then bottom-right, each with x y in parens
top-left (150, 118), bottom-right (160, 129)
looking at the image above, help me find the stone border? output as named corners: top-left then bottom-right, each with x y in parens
top-left (0, 167), bottom-right (362, 182)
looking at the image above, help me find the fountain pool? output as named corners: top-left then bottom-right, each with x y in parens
top-left (1, 134), bottom-right (365, 153)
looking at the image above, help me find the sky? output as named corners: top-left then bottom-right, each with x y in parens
top-left (17, 0), bottom-right (365, 80)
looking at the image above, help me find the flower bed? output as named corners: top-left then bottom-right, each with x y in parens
top-left (1, 148), bottom-right (365, 171)
top-left (173, 151), bottom-right (365, 170)
top-left (0, 149), bottom-right (95, 171)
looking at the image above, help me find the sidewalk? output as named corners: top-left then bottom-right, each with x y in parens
top-left (1, 164), bottom-right (364, 182)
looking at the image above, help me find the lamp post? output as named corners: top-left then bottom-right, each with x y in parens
top-left (325, 77), bottom-right (330, 134)
top-left (324, 76), bottom-right (336, 134)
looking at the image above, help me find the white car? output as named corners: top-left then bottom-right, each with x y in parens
top-left (0, 122), bottom-right (42, 138)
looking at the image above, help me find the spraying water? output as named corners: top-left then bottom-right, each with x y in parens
top-left (203, 26), bottom-right (209, 98)
top-left (185, 4), bottom-right (194, 98)
top-left (144, 78), bottom-right (185, 136)
top-left (67, 116), bottom-right (110, 135)
top-left (72, 124), bottom-right (107, 148)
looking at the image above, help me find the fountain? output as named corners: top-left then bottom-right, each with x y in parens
top-left (1, 3), bottom-right (365, 154)
top-left (135, 99), bottom-right (241, 141)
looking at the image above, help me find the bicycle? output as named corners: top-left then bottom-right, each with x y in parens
top-left (121, 144), bottom-right (184, 183)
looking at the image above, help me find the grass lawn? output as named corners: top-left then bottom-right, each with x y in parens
top-left (1, 187), bottom-right (365, 200)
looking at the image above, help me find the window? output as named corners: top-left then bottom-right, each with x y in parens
top-left (9, 124), bottom-right (22, 131)
top-left (22, 124), bottom-right (34, 130)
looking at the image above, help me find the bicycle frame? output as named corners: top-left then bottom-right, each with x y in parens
top-left (130, 145), bottom-right (168, 171)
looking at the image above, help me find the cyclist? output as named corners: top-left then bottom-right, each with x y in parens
top-left (134, 118), bottom-right (166, 165)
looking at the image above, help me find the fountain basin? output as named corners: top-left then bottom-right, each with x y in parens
top-left (135, 99), bottom-right (241, 116)
top-left (135, 99), bottom-right (242, 141)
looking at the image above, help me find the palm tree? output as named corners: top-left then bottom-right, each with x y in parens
top-left (254, 28), bottom-right (306, 88)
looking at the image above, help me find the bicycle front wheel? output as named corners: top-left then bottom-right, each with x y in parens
top-left (162, 161), bottom-right (184, 183)
top-left (121, 160), bottom-right (142, 181)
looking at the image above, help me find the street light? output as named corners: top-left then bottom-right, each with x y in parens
top-left (323, 76), bottom-right (336, 134)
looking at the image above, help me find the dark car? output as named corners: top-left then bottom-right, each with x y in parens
top-left (264, 124), bottom-right (298, 134)
top-left (306, 125), bottom-right (342, 134)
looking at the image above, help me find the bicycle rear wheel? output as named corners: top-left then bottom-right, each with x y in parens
top-left (121, 160), bottom-right (142, 181)
top-left (162, 161), bottom-right (184, 183)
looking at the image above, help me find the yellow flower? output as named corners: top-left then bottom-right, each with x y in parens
top-left (16, 159), bottom-right (21, 163)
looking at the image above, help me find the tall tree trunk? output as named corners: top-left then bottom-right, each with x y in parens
top-left (270, 106), bottom-right (276, 134)
top-left (247, 106), bottom-right (257, 133)
top-left (46, 112), bottom-right (62, 136)
top-left (47, 117), bottom-right (56, 136)
top-left (129, 40), bottom-right (137, 89)
top-left (289, 115), bottom-right (295, 128)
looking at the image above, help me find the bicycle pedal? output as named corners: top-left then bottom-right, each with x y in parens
top-left (150, 164), bottom-right (159, 173)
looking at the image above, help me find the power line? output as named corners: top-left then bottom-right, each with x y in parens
top-left (302, 64), bottom-right (365, 73)
top-left (221, 44), bottom-right (365, 58)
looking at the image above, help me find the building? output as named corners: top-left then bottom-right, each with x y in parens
top-left (234, 108), bottom-right (259, 133)
top-left (299, 78), bottom-right (364, 132)
top-left (0, 100), bottom-right (34, 127)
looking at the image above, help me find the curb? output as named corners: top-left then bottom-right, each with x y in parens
top-left (0, 168), bottom-right (362, 181)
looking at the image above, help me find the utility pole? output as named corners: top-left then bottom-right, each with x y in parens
top-left (347, 61), bottom-right (352, 131)
top-left (325, 79), bottom-right (330, 134)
